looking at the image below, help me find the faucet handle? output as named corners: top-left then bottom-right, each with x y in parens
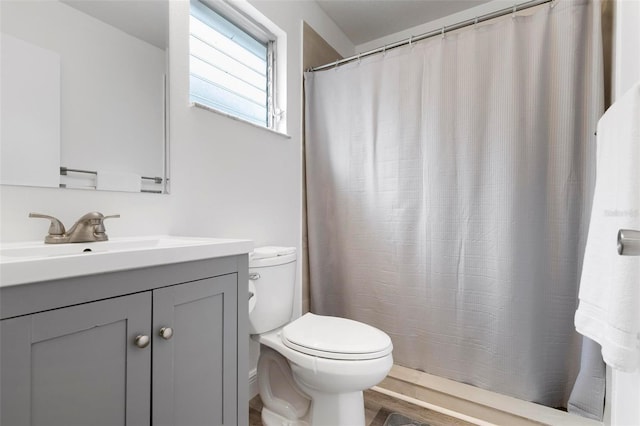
top-left (94, 214), bottom-right (120, 235)
top-left (29, 213), bottom-right (66, 236)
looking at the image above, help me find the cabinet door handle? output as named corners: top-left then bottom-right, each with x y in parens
top-left (134, 335), bottom-right (150, 348)
top-left (159, 327), bottom-right (174, 340)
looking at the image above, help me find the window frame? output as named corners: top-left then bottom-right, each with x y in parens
top-left (189, 0), bottom-right (278, 129)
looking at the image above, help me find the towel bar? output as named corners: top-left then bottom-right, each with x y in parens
top-left (60, 166), bottom-right (163, 183)
top-left (617, 229), bottom-right (640, 256)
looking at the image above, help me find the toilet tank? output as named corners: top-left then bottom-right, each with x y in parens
top-left (248, 247), bottom-right (297, 334)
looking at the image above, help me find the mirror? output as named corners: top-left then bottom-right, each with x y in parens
top-left (0, 0), bottom-right (169, 194)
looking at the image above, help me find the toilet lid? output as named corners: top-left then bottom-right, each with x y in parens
top-left (281, 313), bottom-right (393, 360)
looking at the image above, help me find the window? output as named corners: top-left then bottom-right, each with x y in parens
top-left (189, 0), bottom-right (277, 128)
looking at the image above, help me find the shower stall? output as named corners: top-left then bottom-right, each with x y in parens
top-left (304, 0), bottom-right (606, 420)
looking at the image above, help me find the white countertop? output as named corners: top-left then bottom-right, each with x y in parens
top-left (0, 235), bottom-right (254, 287)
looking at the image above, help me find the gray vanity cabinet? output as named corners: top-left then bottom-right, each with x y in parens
top-left (0, 255), bottom-right (249, 426)
top-left (0, 292), bottom-right (152, 426)
top-left (152, 274), bottom-right (238, 426)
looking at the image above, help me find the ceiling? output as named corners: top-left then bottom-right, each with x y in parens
top-left (315, 0), bottom-right (493, 46)
top-left (62, 0), bottom-right (168, 49)
top-left (62, 0), bottom-right (492, 51)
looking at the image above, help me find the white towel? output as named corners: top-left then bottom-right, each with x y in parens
top-left (575, 82), bottom-right (640, 372)
top-left (96, 170), bottom-right (141, 193)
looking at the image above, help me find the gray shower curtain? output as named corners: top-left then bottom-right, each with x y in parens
top-left (305, 0), bottom-right (604, 413)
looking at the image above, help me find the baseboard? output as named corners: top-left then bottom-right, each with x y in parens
top-left (376, 365), bottom-right (602, 426)
top-left (249, 368), bottom-right (259, 399)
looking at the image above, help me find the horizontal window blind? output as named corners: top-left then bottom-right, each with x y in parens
top-left (190, 0), bottom-right (269, 126)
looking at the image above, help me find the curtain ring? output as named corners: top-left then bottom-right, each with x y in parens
top-left (409, 35), bottom-right (413, 47)
top-left (441, 26), bottom-right (445, 39)
top-left (512, 4), bottom-right (517, 18)
top-left (382, 45), bottom-right (387, 56)
top-left (474, 16), bottom-right (478, 26)
top-left (357, 53), bottom-right (361, 64)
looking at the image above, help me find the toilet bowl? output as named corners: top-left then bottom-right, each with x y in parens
top-left (248, 247), bottom-right (393, 426)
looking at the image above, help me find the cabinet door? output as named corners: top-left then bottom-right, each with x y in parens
top-left (152, 274), bottom-right (238, 426)
top-left (0, 292), bottom-right (151, 426)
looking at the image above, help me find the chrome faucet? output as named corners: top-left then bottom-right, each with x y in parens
top-left (29, 212), bottom-right (120, 244)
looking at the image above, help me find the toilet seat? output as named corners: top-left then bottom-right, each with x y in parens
top-left (281, 313), bottom-right (393, 360)
top-left (255, 327), bottom-right (394, 393)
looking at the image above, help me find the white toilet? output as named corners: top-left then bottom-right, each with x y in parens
top-left (248, 247), bottom-right (393, 426)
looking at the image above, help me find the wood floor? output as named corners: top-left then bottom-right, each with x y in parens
top-left (249, 388), bottom-right (474, 426)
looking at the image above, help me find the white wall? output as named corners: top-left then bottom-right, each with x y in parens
top-left (356, 0), bottom-right (519, 53)
top-left (0, 0), bottom-right (353, 260)
top-left (612, 0), bottom-right (640, 101)
top-left (166, 0), bottom-right (353, 301)
top-left (0, 0), bottom-right (170, 240)
top-left (608, 1), bottom-right (640, 423)
top-left (0, 0), bottom-right (353, 399)
top-left (166, 0), bottom-right (353, 395)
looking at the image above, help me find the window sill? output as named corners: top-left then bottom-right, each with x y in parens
top-left (190, 102), bottom-right (291, 139)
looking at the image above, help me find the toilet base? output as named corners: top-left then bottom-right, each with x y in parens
top-left (262, 406), bottom-right (310, 426)
top-left (304, 388), bottom-right (366, 426)
top-left (262, 391), bottom-right (365, 426)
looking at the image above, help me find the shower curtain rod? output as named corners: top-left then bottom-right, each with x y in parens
top-left (309, 0), bottom-right (553, 72)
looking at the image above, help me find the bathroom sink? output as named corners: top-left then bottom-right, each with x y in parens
top-left (0, 236), bottom-right (253, 287)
